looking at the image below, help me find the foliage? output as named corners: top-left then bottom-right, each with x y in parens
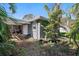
top-left (0, 41), bottom-right (26, 56)
top-left (44, 4), bottom-right (63, 42)
top-left (70, 4), bottom-right (79, 18)
top-left (66, 4), bottom-right (79, 56)
top-left (0, 22), bottom-right (11, 42)
top-left (0, 4), bottom-right (27, 56)
top-left (69, 4), bottom-right (79, 49)
top-left (0, 4), bottom-right (16, 42)
top-left (0, 42), bottom-right (16, 56)
top-left (39, 20), bottom-right (49, 27)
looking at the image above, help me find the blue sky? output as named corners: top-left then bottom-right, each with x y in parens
top-left (4, 3), bottom-right (74, 19)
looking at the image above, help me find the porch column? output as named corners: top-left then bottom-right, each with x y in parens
top-left (37, 23), bottom-right (40, 40)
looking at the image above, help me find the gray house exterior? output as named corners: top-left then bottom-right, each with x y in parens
top-left (4, 14), bottom-right (47, 40)
top-left (4, 14), bottom-right (72, 40)
top-left (22, 14), bottom-right (48, 39)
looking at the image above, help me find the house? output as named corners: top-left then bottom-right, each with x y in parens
top-left (3, 14), bottom-right (74, 40)
top-left (4, 14), bottom-right (48, 40)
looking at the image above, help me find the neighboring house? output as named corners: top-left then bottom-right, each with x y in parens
top-left (3, 14), bottom-right (74, 40)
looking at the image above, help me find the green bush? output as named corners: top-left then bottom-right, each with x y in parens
top-left (0, 42), bottom-right (16, 56)
top-left (0, 42), bottom-right (26, 56)
top-left (60, 32), bottom-right (70, 38)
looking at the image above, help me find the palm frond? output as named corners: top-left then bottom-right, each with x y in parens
top-left (9, 3), bottom-right (16, 13)
top-left (0, 5), bottom-right (7, 18)
top-left (44, 4), bottom-right (50, 13)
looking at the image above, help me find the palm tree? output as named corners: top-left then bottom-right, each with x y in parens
top-left (0, 3), bottom-right (16, 42)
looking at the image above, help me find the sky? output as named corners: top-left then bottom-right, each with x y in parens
top-left (4, 3), bottom-right (74, 19)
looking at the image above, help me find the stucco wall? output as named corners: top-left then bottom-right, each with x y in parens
top-left (22, 21), bottom-right (41, 40)
top-left (32, 22), bottom-right (40, 40)
top-left (32, 22), bottom-right (37, 39)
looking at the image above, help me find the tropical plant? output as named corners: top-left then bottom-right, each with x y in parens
top-left (0, 3), bottom-right (16, 42)
top-left (68, 3), bottom-right (79, 55)
top-left (44, 3), bottom-right (63, 43)
top-left (69, 3), bottom-right (79, 48)
top-left (0, 4), bottom-right (27, 56)
top-left (0, 3), bottom-right (17, 55)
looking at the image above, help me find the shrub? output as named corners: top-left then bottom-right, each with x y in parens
top-left (0, 41), bottom-right (26, 56)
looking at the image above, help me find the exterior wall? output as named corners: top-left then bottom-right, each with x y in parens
top-left (32, 22), bottom-right (41, 40)
top-left (40, 25), bottom-right (44, 38)
top-left (28, 24), bottom-right (32, 36)
top-left (37, 23), bottom-right (40, 39)
top-left (22, 24), bottom-right (28, 35)
top-left (32, 22), bottom-right (38, 39)
top-left (22, 22), bottom-right (41, 40)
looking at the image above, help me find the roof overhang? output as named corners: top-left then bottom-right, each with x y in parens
top-left (3, 17), bottom-right (30, 25)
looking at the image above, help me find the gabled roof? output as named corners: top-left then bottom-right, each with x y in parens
top-left (23, 14), bottom-right (34, 19)
top-left (23, 14), bottom-right (48, 22)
